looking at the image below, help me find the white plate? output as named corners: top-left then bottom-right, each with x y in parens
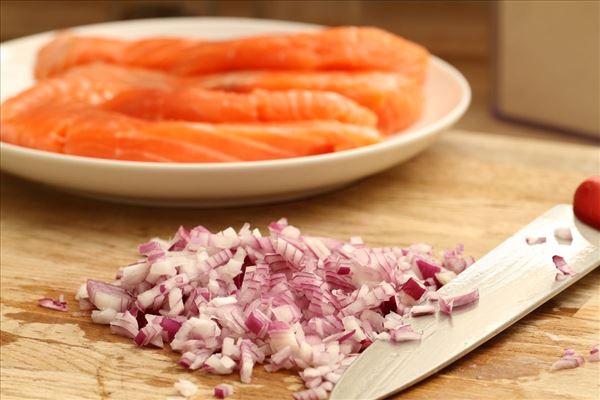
top-left (0, 17), bottom-right (470, 207)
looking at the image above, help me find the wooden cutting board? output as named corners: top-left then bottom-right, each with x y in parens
top-left (1, 130), bottom-right (598, 400)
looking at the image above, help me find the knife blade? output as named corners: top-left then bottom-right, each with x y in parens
top-left (330, 204), bottom-right (600, 400)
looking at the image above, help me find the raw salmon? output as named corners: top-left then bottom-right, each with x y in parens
top-left (3, 64), bottom-right (376, 127)
top-left (195, 70), bottom-right (423, 134)
top-left (35, 27), bottom-right (429, 82)
top-left (1, 103), bottom-right (381, 162)
top-left (1, 63), bottom-right (179, 120)
top-left (103, 88), bottom-right (377, 127)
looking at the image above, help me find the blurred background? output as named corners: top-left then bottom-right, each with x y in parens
top-left (2, 0), bottom-right (598, 144)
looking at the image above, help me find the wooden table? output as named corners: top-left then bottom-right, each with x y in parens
top-left (1, 130), bottom-right (598, 400)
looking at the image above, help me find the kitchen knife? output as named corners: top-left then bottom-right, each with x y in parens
top-left (330, 204), bottom-right (600, 400)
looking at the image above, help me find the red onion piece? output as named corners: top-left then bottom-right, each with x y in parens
top-left (550, 349), bottom-right (585, 371)
top-left (416, 259), bottom-right (442, 281)
top-left (38, 295), bottom-right (68, 312)
top-left (450, 289), bottom-right (480, 307)
top-left (160, 317), bottom-right (183, 341)
top-left (410, 304), bottom-right (436, 317)
top-left (553, 255), bottom-right (575, 280)
top-left (110, 311), bottom-right (139, 338)
top-left (174, 379), bottom-right (198, 397)
top-left (439, 289), bottom-right (479, 315)
top-left (399, 277), bottom-right (427, 304)
top-left (87, 280), bottom-right (132, 312)
top-left (170, 226), bottom-right (191, 251)
top-left (442, 244), bottom-right (474, 273)
top-left (390, 325), bottom-right (421, 342)
top-left (138, 240), bottom-right (164, 256)
top-left (551, 358), bottom-right (581, 370)
top-left (439, 298), bottom-right (454, 315)
top-left (91, 309), bottom-right (117, 324)
top-left (434, 271), bottom-right (456, 286)
top-left (525, 237), bottom-right (546, 245)
top-left (75, 284), bottom-right (95, 311)
top-left (240, 339), bottom-right (259, 383)
top-left (213, 383), bottom-right (233, 399)
top-left (205, 354), bottom-right (236, 374)
top-left (551, 349), bottom-right (585, 370)
top-left (554, 227), bottom-right (573, 243)
top-left (245, 310), bottom-right (269, 336)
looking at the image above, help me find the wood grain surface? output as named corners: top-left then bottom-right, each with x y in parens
top-left (1, 130), bottom-right (598, 400)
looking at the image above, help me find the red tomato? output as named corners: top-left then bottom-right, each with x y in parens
top-left (573, 176), bottom-right (600, 230)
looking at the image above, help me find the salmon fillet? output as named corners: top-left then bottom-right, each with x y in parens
top-left (1, 63), bottom-right (179, 120)
top-left (2, 64), bottom-right (376, 127)
top-left (35, 27), bottom-right (429, 82)
top-left (1, 103), bottom-right (381, 162)
top-left (102, 87), bottom-right (377, 127)
top-left (195, 70), bottom-right (424, 134)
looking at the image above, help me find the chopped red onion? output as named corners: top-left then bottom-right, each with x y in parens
top-left (589, 345), bottom-right (599, 362)
top-left (449, 289), bottom-right (480, 307)
top-left (91, 309), bottom-right (118, 324)
top-left (399, 277), bottom-right (427, 304)
top-left (442, 244), bottom-right (474, 273)
top-left (525, 237), bottom-right (546, 245)
top-left (38, 295), bottom-right (68, 312)
top-left (110, 311), bottom-right (139, 338)
top-left (213, 383), bottom-right (233, 399)
top-left (245, 310), bottom-right (269, 336)
top-left (553, 255), bottom-right (575, 281)
top-left (554, 227), bottom-right (573, 244)
top-left (439, 289), bottom-right (479, 315)
top-left (439, 298), bottom-right (454, 315)
top-left (87, 280), bottom-right (132, 312)
top-left (389, 325), bottom-right (421, 342)
top-left (75, 284), bottom-right (95, 311)
top-left (416, 259), bottom-right (442, 281)
top-left (205, 354), bottom-right (237, 374)
top-left (78, 222), bottom-right (476, 399)
top-left (551, 349), bottom-right (585, 370)
top-left (434, 271), bottom-right (456, 286)
top-left (174, 379), bottom-right (198, 397)
top-left (550, 357), bottom-right (583, 370)
top-left (410, 304), bottom-right (436, 317)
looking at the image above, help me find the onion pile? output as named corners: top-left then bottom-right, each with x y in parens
top-left (75, 220), bottom-right (476, 399)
